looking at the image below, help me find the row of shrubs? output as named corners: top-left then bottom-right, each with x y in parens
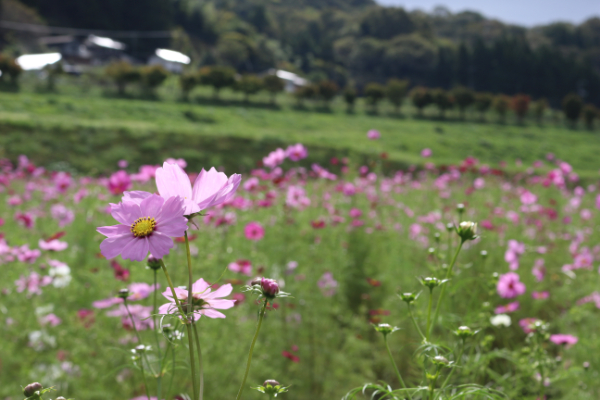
top-left (109, 60), bottom-right (595, 128)
top-left (0, 54), bottom-right (597, 127)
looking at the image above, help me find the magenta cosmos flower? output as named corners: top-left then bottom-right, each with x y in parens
top-left (155, 161), bottom-right (241, 216)
top-left (549, 334), bottom-right (578, 346)
top-left (244, 221), bottom-right (265, 241)
top-left (497, 272), bottom-right (526, 298)
top-left (97, 193), bottom-right (188, 262)
top-left (159, 278), bottom-right (234, 319)
top-left (367, 129), bottom-right (381, 140)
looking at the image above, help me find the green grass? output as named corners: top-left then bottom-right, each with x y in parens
top-left (0, 76), bottom-right (598, 177)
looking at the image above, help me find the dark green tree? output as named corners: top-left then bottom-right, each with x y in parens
top-left (105, 61), bottom-right (140, 96)
top-left (385, 79), bottom-right (409, 113)
top-left (474, 92), bottom-right (493, 121)
top-left (410, 86), bottom-right (433, 117)
top-left (364, 82), bottom-right (385, 113)
top-left (532, 98), bottom-right (548, 124)
top-left (199, 66), bottom-right (236, 100)
top-left (452, 86), bottom-right (475, 120)
top-left (583, 104), bottom-right (598, 129)
top-left (318, 80), bottom-right (339, 107)
top-left (179, 71), bottom-right (198, 101)
top-left (234, 75), bottom-right (264, 103)
top-left (262, 75), bottom-right (285, 105)
top-left (562, 93), bottom-right (584, 126)
top-left (432, 88), bottom-right (454, 119)
top-left (493, 95), bottom-right (511, 123)
top-left (343, 86), bottom-right (357, 113)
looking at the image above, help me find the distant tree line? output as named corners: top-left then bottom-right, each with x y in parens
top-left (6, 1), bottom-right (600, 107)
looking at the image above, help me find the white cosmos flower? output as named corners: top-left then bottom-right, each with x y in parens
top-left (490, 314), bottom-right (511, 327)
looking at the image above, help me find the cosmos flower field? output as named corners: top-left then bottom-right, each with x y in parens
top-left (1, 139), bottom-right (599, 400)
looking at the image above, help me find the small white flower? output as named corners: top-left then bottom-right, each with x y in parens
top-left (49, 265), bottom-right (72, 288)
top-left (490, 314), bottom-right (511, 327)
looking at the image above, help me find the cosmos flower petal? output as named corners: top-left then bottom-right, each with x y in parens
top-left (140, 194), bottom-right (164, 217)
top-left (201, 309), bottom-right (226, 319)
top-left (100, 234), bottom-right (137, 259)
top-left (206, 283), bottom-right (233, 299)
top-left (97, 224), bottom-right (131, 237)
top-left (207, 299), bottom-right (235, 310)
top-left (147, 233), bottom-right (174, 259)
top-left (122, 191), bottom-right (152, 205)
top-left (120, 238), bottom-right (149, 262)
top-left (155, 162), bottom-right (193, 201)
top-left (191, 278), bottom-right (211, 294)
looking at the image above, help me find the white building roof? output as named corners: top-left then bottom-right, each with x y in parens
top-left (87, 35), bottom-right (126, 50)
top-left (155, 49), bottom-right (190, 64)
top-left (16, 53), bottom-right (62, 70)
top-left (274, 69), bottom-right (308, 86)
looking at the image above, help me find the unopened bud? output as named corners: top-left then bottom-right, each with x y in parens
top-left (446, 223), bottom-right (454, 232)
top-left (261, 278), bottom-right (280, 298)
top-left (432, 355), bottom-right (450, 366)
top-left (23, 382), bottom-right (43, 397)
top-left (434, 232), bottom-right (441, 243)
top-left (373, 323), bottom-right (398, 337)
top-left (457, 221), bottom-right (477, 241)
top-left (421, 277), bottom-right (442, 290)
top-left (400, 292), bottom-right (417, 304)
top-left (583, 361), bottom-right (590, 369)
top-left (456, 325), bottom-right (474, 339)
top-left (118, 288), bottom-right (129, 299)
top-left (480, 250), bottom-right (488, 258)
top-left (263, 379), bottom-right (280, 387)
top-left (147, 255), bottom-right (162, 270)
top-left (56, 397), bottom-right (66, 400)
top-left (456, 203), bottom-right (465, 214)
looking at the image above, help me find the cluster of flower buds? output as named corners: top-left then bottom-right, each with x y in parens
top-left (373, 323), bottom-right (400, 337)
top-left (456, 221), bottom-right (478, 242)
top-left (245, 277), bottom-right (290, 301)
top-left (252, 379), bottom-right (289, 397)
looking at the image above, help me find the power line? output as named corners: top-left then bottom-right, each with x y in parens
top-left (0, 20), bottom-right (172, 38)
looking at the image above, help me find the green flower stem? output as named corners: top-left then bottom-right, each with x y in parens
top-left (158, 259), bottom-right (197, 400)
top-left (428, 367), bottom-right (442, 400)
top-left (408, 305), bottom-right (426, 341)
top-left (441, 343), bottom-right (465, 389)
top-left (153, 269), bottom-right (162, 400)
top-left (193, 324), bottom-right (204, 400)
top-left (430, 241), bottom-right (463, 338)
top-left (183, 231), bottom-right (200, 400)
top-left (425, 289), bottom-right (434, 343)
top-left (384, 336), bottom-right (411, 400)
top-left (124, 299), bottom-right (152, 400)
top-left (168, 343), bottom-right (176, 395)
top-left (185, 324), bottom-right (198, 400)
top-left (235, 300), bottom-right (268, 400)
top-left (124, 299), bottom-right (156, 375)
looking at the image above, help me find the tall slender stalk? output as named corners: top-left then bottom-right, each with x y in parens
top-left (384, 337), bottom-right (411, 399)
top-left (124, 299), bottom-right (151, 400)
top-left (235, 300), bottom-right (268, 400)
top-left (408, 305), bottom-right (426, 341)
top-left (425, 290), bottom-right (434, 343)
top-left (193, 324), bottom-right (204, 400)
top-left (441, 343), bottom-right (465, 389)
top-left (430, 241), bottom-right (463, 337)
top-left (153, 269), bottom-right (162, 400)
top-left (158, 259), bottom-right (197, 399)
top-left (183, 231), bottom-right (201, 400)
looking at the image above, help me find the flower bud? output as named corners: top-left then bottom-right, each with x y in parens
top-left (583, 361), bottom-right (590, 369)
top-left (456, 203), bottom-right (465, 214)
top-left (373, 323), bottom-right (399, 337)
top-left (261, 278), bottom-right (280, 298)
top-left (23, 382), bottom-right (43, 397)
top-left (432, 355), bottom-right (450, 366)
top-left (428, 247), bottom-right (435, 255)
top-left (147, 255), bottom-right (162, 270)
top-left (456, 325), bottom-right (474, 340)
top-left (480, 250), bottom-right (488, 258)
top-left (446, 223), bottom-right (454, 232)
top-left (400, 292), bottom-right (417, 304)
top-left (56, 397), bottom-right (66, 400)
top-left (118, 288), bottom-right (130, 299)
top-left (264, 379), bottom-right (280, 387)
top-left (420, 277), bottom-right (442, 290)
top-left (457, 221), bottom-right (477, 241)
top-left (434, 232), bottom-right (441, 243)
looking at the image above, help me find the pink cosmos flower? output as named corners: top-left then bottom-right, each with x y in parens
top-left (495, 301), bottom-right (520, 314)
top-left (159, 278), bottom-right (234, 320)
top-left (285, 144), bottom-right (308, 161)
top-left (318, 272), bottom-right (338, 297)
top-left (497, 272), bottom-right (526, 298)
top-left (505, 240), bottom-right (525, 270)
top-left (263, 148), bottom-right (286, 168)
top-left (39, 239), bottom-right (68, 252)
top-left (39, 313), bottom-right (62, 327)
top-left (118, 160), bottom-right (128, 169)
top-left (519, 318), bottom-right (540, 334)
top-left (14, 211), bottom-right (35, 229)
top-left (532, 258), bottom-right (546, 281)
top-left (349, 208), bottom-right (363, 218)
top-left (549, 334), bottom-right (578, 347)
top-left (155, 162), bottom-right (241, 215)
top-left (97, 194), bottom-right (188, 262)
top-left (244, 222), bottom-right (264, 241)
top-left (520, 190), bottom-right (538, 205)
top-left (532, 291), bottom-right (549, 300)
top-left (53, 172), bottom-right (72, 193)
top-left (367, 130), bottom-right (381, 140)
top-left (51, 204), bottom-right (75, 226)
top-left (577, 292), bottom-right (600, 308)
top-left (228, 259), bottom-right (252, 276)
top-left (15, 272), bottom-right (52, 296)
top-left (421, 148), bottom-right (432, 157)
top-left (107, 170), bottom-right (132, 195)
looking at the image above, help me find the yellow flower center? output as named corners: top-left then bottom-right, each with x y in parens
top-left (131, 217), bottom-right (156, 238)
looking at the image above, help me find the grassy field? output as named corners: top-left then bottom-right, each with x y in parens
top-left (0, 75), bottom-right (598, 177)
